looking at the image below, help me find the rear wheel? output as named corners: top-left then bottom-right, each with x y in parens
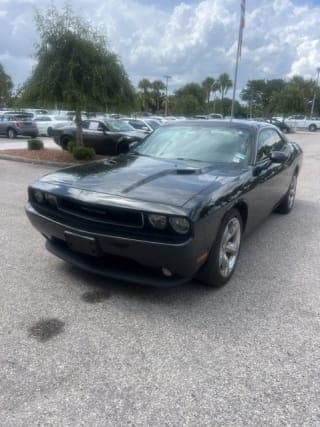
top-left (47, 127), bottom-right (53, 137)
top-left (276, 173), bottom-right (297, 214)
top-left (7, 128), bottom-right (17, 139)
top-left (197, 209), bottom-right (242, 287)
top-left (309, 124), bottom-right (317, 132)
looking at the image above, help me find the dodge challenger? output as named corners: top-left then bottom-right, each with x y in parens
top-left (25, 120), bottom-right (302, 287)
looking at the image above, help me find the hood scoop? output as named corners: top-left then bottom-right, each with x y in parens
top-left (175, 168), bottom-right (198, 175)
top-left (121, 167), bottom-right (200, 194)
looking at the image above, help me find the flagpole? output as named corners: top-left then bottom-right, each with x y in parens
top-left (231, 0), bottom-right (245, 120)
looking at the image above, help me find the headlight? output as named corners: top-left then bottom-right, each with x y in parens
top-left (34, 190), bottom-right (44, 204)
top-left (169, 217), bottom-right (190, 234)
top-left (148, 214), bottom-right (167, 230)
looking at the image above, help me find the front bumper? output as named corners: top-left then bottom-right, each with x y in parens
top-left (25, 203), bottom-right (205, 286)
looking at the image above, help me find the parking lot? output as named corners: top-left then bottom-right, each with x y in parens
top-left (1, 132), bottom-right (320, 425)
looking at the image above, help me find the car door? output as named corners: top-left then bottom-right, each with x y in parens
top-left (0, 114), bottom-right (5, 135)
top-left (82, 120), bottom-right (114, 154)
top-left (34, 116), bottom-right (48, 135)
top-left (249, 128), bottom-right (290, 224)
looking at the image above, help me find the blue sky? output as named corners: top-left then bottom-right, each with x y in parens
top-left (0, 0), bottom-right (320, 97)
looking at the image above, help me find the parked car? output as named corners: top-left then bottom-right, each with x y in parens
top-left (123, 118), bottom-right (161, 134)
top-left (26, 120), bottom-right (302, 287)
top-left (33, 115), bottom-right (74, 136)
top-left (265, 118), bottom-right (291, 133)
top-left (284, 115), bottom-right (320, 132)
top-left (52, 119), bottom-right (146, 155)
top-left (0, 112), bottom-right (38, 139)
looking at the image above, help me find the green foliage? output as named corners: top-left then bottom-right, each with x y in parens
top-left (217, 73), bottom-right (233, 100)
top-left (20, 5), bottom-right (134, 113)
top-left (137, 78), bottom-right (166, 113)
top-left (27, 139), bottom-right (44, 150)
top-left (0, 63), bottom-right (13, 107)
top-left (67, 140), bottom-right (77, 153)
top-left (241, 79), bottom-right (286, 115)
top-left (269, 85), bottom-right (305, 115)
top-left (72, 146), bottom-right (95, 160)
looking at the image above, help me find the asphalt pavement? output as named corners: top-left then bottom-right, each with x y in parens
top-left (0, 132), bottom-right (320, 425)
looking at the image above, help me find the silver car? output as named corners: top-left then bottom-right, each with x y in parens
top-left (0, 112), bottom-right (39, 139)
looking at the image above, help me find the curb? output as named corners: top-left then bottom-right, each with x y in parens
top-left (0, 153), bottom-right (74, 167)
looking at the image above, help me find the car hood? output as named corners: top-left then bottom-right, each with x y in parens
top-left (40, 155), bottom-right (242, 207)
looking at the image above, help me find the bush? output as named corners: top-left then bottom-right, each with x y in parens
top-left (72, 146), bottom-right (95, 161)
top-left (27, 139), bottom-right (44, 150)
top-left (67, 140), bottom-right (77, 153)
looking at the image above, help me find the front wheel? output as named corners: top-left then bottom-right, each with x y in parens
top-left (47, 127), bottom-right (53, 137)
top-left (309, 124), bottom-right (317, 132)
top-left (197, 209), bottom-right (243, 287)
top-left (276, 173), bottom-right (297, 214)
top-left (60, 135), bottom-right (71, 150)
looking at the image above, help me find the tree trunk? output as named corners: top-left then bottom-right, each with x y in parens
top-left (75, 110), bottom-right (83, 146)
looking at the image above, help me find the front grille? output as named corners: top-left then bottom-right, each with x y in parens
top-left (57, 197), bottom-right (144, 228)
top-left (29, 190), bottom-right (191, 244)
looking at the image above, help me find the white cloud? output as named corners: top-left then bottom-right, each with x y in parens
top-left (0, 0), bottom-right (320, 95)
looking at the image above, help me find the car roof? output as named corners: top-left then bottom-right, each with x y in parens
top-left (161, 119), bottom-right (273, 131)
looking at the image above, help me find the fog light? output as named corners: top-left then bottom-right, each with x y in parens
top-left (45, 193), bottom-right (57, 208)
top-left (34, 190), bottom-right (44, 204)
top-left (162, 267), bottom-right (173, 277)
top-left (148, 214), bottom-right (167, 230)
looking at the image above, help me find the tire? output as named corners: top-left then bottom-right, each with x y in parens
top-left (308, 124), bottom-right (317, 132)
top-left (47, 127), bottom-right (53, 137)
top-left (276, 173), bottom-right (297, 214)
top-left (7, 128), bottom-right (17, 139)
top-left (60, 135), bottom-right (71, 150)
top-left (197, 209), bottom-right (243, 287)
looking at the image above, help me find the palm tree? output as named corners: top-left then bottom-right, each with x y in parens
top-left (218, 73), bottom-right (233, 102)
top-left (202, 77), bottom-right (215, 104)
top-left (138, 78), bottom-right (152, 111)
top-left (217, 73), bottom-right (233, 115)
top-left (152, 80), bottom-right (165, 112)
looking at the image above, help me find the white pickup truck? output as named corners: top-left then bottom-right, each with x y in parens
top-left (284, 115), bottom-right (320, 132)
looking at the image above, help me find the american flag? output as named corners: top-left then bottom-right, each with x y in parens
top-left (239, 0), bottom-right (246, 58)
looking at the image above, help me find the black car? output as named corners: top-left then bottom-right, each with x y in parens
top-left (25, 120), bottom-right (302, 287)
top-left (266, 118), bottom-right (291, 133)
top-left (52, 119), bottom-right (146, 155)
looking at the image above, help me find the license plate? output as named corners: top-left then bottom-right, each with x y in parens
top-left (64, 231), bottom-right (100, 256)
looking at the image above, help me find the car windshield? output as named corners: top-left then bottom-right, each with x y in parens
top-left (106, 120), bottom-right (135, 132)
top-left (134, 125), bottom-right (252, 164)
top-left (145, 120), bottom-right (161, 130)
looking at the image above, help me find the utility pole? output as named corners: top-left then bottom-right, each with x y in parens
top-left (163, 75), bottom-right (171, 116)
top-left (310, 67), bottom-right (320, 116)
top-left (231, 0), bottom-right (246, 120)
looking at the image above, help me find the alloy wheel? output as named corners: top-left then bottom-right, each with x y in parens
top-left (288, 175), bottom-right (297, 210)
top-left (218, 217), bottom-right (241, 278)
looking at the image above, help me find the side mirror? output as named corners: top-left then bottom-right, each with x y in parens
top-left (270, 151), bottom-right (287, 163)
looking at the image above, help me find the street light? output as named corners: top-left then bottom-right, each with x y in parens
top-left (163, 75), bottom-right (171, 116)
top-left (310, 67), bottom-right (320, 116)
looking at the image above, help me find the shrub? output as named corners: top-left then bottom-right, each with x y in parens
top-left (67, 140), bottom-right (77, 153)
top-left (27, 139), bottom-right (44, 150)
top-left (72, 146), bottom-right (95, 161)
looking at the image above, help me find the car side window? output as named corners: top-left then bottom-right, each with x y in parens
top-left (97, 122), bottom-right (107, 132)
top-left (82, 120), bottom-right (90, 129)
top-left (256, 129), bottom-right (286, 162)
